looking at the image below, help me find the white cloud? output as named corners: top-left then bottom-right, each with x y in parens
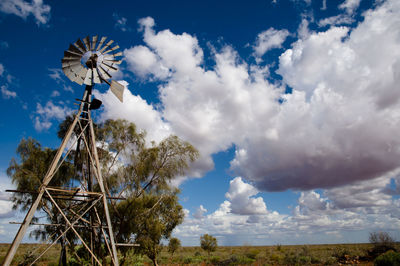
top-left (113, 13), bottom-right (131, 32)
top-left (253, 28), bottom-right (290, 59)
top-left (339, 0), bottom-right (361, 14)
top-left (234, 0), bottom-right (400, 191)
top-left (0, 63), bottom-right (4, 76)
top-left (34, 100), bottom-right (72, 131)
top-left (1, 85), bottom-right (17, 99)
top-left (111, 0), bottom-right (400, 193)
top-left (94, 83), bottom-right (171, 144)
top-left (175, 176), bottom-right (400, 246)
top-left (318, 14), bottom-right (355, 27)
top-left (50, 90), bottom-right (60, 97)
top-left (225, 177), bottom-right (268, 215)
top-left (193, 205), bottom-right (207, 219)
top-left (124, 45), bottom-right (169, 79)
top-left (0, 0), bottom-right (51, 25)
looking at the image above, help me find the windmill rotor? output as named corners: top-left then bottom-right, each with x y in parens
top-left (61, 35), bottom-right (125, 102)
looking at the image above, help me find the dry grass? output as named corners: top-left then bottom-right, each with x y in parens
top-left (1, 242), bottom-right (399, 265)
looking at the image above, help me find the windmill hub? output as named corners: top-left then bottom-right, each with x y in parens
top-left (85, 53), bottom-right (98, 68)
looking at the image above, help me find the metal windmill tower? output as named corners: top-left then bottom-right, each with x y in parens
top-left (3, 36), bottom-right (126, 266)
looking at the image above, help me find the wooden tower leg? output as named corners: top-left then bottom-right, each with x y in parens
top-left (2, 96), bottom-right (84, 266)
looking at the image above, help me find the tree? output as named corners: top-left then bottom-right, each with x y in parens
top-left (369, 231), bottom-right (396, 257)
top-left (7, 138), bottom-right (76, 265)
top-left (200, 234), bottom-right (217, 256)
top-left (168, 237), bottom-right (181, 257)
top-left (8, 118), bottom-right (198, 266)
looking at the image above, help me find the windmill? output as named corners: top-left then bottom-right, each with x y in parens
top-left (3, 36), bottom-right (126, 266)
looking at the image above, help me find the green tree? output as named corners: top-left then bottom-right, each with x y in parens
top-left (200, 234), bottom-right (217, 256)
top-left (9, 118), bottom-right (198, 265)
top-left (96, 119), bottom-right (197, 265)
top-left (168, 237), bottom-right (181, 257)
top-left (7, 138), bottom-right (76, 264)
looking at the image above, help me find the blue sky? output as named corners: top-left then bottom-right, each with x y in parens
top-left (1, 0), bottom-right (400, 246)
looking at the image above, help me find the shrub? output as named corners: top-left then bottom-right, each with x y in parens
top-left (200, 234), bottom-right (217, 256)
top-left (168, 237), bottom-right (181, 257)
top-left (374, 250), bottom-right (400, 266)
top-left (245, 249), bottom-right (260, 259)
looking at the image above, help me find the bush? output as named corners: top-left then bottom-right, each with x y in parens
top-left (200, 234), bottom-right (217, 256)
top-left (245, 249), bottom-right (260, 259)
top-left (374, 250), bottom-right (400, 266)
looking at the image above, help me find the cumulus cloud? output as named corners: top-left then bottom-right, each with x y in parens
top-left (253, 28), bottom-right (290, 59)
top-left (225, 177), bottom-right (268, 215)
top-left (174, 176), bottom-right (400, 245)
top-left (34, 100), bottom-right (72, 131)
top-left (94, 82), bottom-right (171, 144)
top-left (193, 205), bottom-right (207, 219)
top-left (105, 0), bottom-right (400, 193)
top-left (234, 0), bottom-right (400, 191)
top-left (0, 0), bottom-right (51, 25)
top-left (0, 63), bottom-right (4, 76)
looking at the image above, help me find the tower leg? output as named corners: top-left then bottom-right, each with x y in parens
top-left (89, 114), bottom-right (120, 266)
top-left (2, 109), bottom-right (82, 266)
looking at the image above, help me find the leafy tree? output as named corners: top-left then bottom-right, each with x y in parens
top-left (9, 118), bottom-right (198, 266)
top-left (7, 138), bottom-right (76, 264)
top-left (95, 119), bottom-right (197, 265)
top-left (200, 234), bottom-right (217, 256)
top-left (168, 237), bottom-right (181, 257)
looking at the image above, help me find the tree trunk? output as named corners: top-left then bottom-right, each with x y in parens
top-left (151, 255), bottom-right (158, 266)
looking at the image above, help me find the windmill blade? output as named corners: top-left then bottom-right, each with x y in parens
top-left (103, 45), bottom-right (120, 55)
top-left (98, 40), bottom-right (114, 53)
top-left (112, 51), bottom-right (123, 57)
top-left (110, 80), bottom-right (124, 102)
top-left (103, 59), bottom-right (122, 65)
top-left (63, 64), bottom-right (83, 76)
top-left (75, 68), bottom-right (88, 85)
top-left (62, 58), bottom-right (80, 64)
top-left (96, 36), bottom-right (107, 52)
top-left (74, 38), bottom-right (87, 53)
top-left (62, 61), bottom-right (81, 68)
top-left (101, 62), bottom-right (118, 72)
top-left (98, 65), bottom-right (112, 80)
top-left (64, 50), bottom-right (81, 58)
top-left (68, 44), bottom-right (83, 55)
top-left (83, 36), bottom-right (91, 51)
top-left (91, 35), bottom-right (98, 51)
top-left (83, 68), bottom-right (93, 85)
top-left (92, 68), bottom-right (101, 83)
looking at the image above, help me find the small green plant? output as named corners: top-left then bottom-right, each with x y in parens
top-left (167, 237), bottom-right (181, 257)
top-left (245, 248), bottom-right (260, 259)
top-left (18, 250), bottom-right (36, 266)
top-left (200, 234), bottom-right (217, 256)
top-left (374, 250), bottom-right (400, 266)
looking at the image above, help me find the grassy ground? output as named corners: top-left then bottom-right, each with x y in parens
top-left (1, 242), bottom-right (398, 265)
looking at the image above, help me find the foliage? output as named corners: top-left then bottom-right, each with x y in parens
top-left (168, 238), bottom-right (181, 256)
top-left (8, 118), bottom-right (198, 266)
top-left (369, 232), bottom-right (396, 258)
top-left (200, 234), bottom-right (218, 256)
top-left (374, 250), bottom-right (400, 266)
